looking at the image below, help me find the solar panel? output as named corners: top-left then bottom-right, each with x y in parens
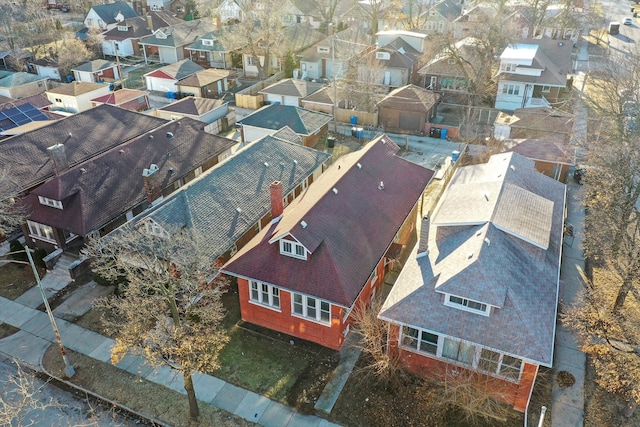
top-left (0, 103), bottom-right (48, 132)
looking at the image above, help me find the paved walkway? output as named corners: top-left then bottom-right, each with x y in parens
top-left (0, 272), bottom-right (340, 427)
top-left (549, 34), bottom-right (589, 427)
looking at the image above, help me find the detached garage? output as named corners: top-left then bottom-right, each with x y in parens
top-left (144, 59), bottom-right (203, 94)
top-left (377, 84), bottom-right (440, 133)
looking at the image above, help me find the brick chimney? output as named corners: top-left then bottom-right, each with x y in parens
top-left (416, 215), bottom-right (430, 258)
top-left (142, 164), bottom-right (162, 204)
top-left (328, 22), bottom-right (333, 36)
top-left (147, 14), bottom-right (154, 32)
top-left (270, 181), bottom-right (284, 220)
top-left (47, 144), bottom-right (69, 175)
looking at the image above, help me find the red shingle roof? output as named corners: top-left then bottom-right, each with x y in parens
top-left (223, 134), bottom-right (434, 306)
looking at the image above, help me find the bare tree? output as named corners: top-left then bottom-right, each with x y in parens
top-left (56, 35), bottom-right (93, 78)
top-left (83, 226), bottom-right (229, 424)
top-left (314, 0), bottom-right (344, 31)
top-left (0, 170), bottom-right (25, 237)
top-left (563, 269), bottom-right (640, 416)
top-left (350, 295), bottom-right (407, 387)
top-left (85, 27), bottom-right (105, 57)
top-left (218, 0), bottom-right (288, 79)
top-left (393, 0), bottom-right (431, 31)
top-left (0, 361), bottom-right (58, 426)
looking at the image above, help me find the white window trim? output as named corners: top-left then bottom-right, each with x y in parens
top-left (202, 39), bottom-right (214, 46)
top-left (249, 280), bottom-right (281, 311)
top-left (444, 294), bottom-right (490, 316)
top-left (279, 238), bottom-right (307, 260)
top-left (501, 83), bottom-right (520, 96)
top-left (501, 62), bottom-right (517, 72)
top-left (399, 325), bottom-right (523, 382)
top-left (63, 230), bottom-right (78, 243)
top-left (144, 220), bottom-right (168, 238)
top-left (292, 292), bottom-right (331, 325)
top-left (370, 268), bottom-right (378, 287)
top-left (27, 220), bottom-right (56, 243)
top-left (317, 46), bottom-right (330, 54)
top-left (541, 85), bottom-right (551, 93)
top-left (38, 196), bottom-right (63, 209)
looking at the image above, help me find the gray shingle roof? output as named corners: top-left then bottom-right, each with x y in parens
top-left (131, 135), bottom-right (331, 259)
top-left (72, 60), bottom-right (117, 73)
top-left (140, 18), bottom-right (217, 48)
top-left (238, 104), bottom-right (332, 135)
top-left (0, 104), bottom-right (167, 191)
top-left (158, 97), bottom-right (225, 116)
top-left (379, 151), bottom-right (565, 366)
top-left (259, 78), bottom-right (325, 98)
top-left (25, 117), bottom-right (235, 236)
top-left (91, 1), bottom-right (138, 24)
top-left (147, 59), bottom-right (204, 80)
top-left (0, 72), bottom-right (48, 88)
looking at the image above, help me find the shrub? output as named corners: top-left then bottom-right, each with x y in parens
top-left (9, 240), bottom-right (27, 263)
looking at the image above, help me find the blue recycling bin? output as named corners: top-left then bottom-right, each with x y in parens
top-left (452, 150), bottom-right (460, 162)
top-left (355, 127), bottom-right (363, 138)
top-left (441, 128), bottom-right (448, 139)
top-left (350, 115), bottom-right (358, 125)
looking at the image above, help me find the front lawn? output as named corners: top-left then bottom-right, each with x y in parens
top-left (0, 264), bottom-right (36, 300)
top-left (212, 285), bottom-right (339, 410)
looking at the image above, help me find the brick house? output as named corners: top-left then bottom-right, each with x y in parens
top-left (222, 135), bottom-right (434, 350)
top-left (0, 104), bottom-right (167, 194)
top-left (379, 152), bottom-right (565, 412)
top-left (121, 130), bottom-right (331, 263)
top-left (22, 117), bottom-right (236, 251)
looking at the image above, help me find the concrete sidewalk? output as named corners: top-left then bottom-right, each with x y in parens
top-left (550, 178), bottom-right (587, 427)
top-left (0, 273), bottom-right (340, 427)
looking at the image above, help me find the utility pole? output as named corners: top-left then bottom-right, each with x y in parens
top-left (24, 246), bottom-right (75, 378)
top-left (331, 26), bottom-right (338, 134)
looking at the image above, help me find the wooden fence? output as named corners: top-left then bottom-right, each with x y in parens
top-left (234, 71), bottom-right (284, 109)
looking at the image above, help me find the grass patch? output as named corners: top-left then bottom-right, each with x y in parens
top-left (0, 264), bottom-right (36, 300)
top-left (213, 286), bottom-right (338, 405)
top-left (74, 305), bottom-right (113, 337)
top-left (124, 63), bottom-right (164, 90)
top-left (0, 322), bottom-right (19, 339)
top-left (42, 345), bottom-right (254, 427)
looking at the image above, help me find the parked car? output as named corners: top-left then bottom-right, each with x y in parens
top-left (624, 17), bottom-right (634, 25)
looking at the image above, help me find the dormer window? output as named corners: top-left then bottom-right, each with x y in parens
top-left (118, 25), bottom-right (128, 31)
top-left (445, 294), bottom-right (490, 315)
top-left (144, 220), bottom-right (168, 238)
top-left (156, 31), bottom-right (167, 39)
top-left (202, 39), bottom-right (214, 46)
top-left (280, 238), bottom-right (307, 260)
top-left (38, 196), bottom-right (63, 209)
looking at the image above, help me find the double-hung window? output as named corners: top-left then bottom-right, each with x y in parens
top-left (478, 348), bottom-right (522, 380)
top-left (249, 281), bottom-right (280, 310)
top-left (399, 324), bottom-right (524, 381)
top-left (292, 293), bottom-right (331, 324)
top-left (402, 326), bottom-right (438, 354)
